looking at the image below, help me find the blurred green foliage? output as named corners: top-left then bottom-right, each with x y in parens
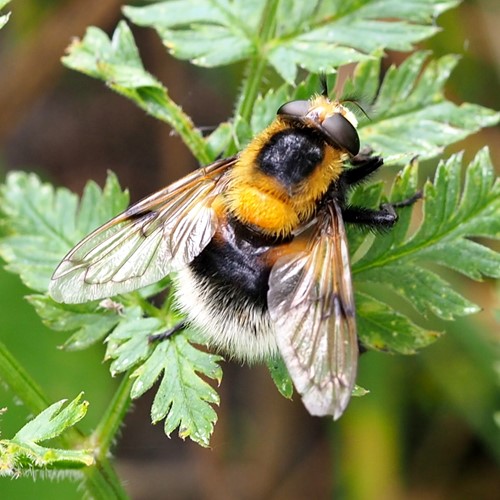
top-left (0, 0), bottom-right (498, 498)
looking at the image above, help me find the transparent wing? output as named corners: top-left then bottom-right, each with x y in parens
top-left (49, 157), bottom-right (236, 303)
top-left (268, 202), bottom-right (358, 419)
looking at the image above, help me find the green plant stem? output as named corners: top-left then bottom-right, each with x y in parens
top-left (127, 291), bottom-right (164, 319)
top-left (117, 86), bottom-right (212, 165)
top-left (0, 340), bottom-right (129, 498)
top-left (84, 456), bottom-right (130, 500)
top-left (92, 372), bottom-right (134, 460)
top-left (0, 340), bottom-right (51, 414)
top-left (227, 0), bottom-right (280, 155)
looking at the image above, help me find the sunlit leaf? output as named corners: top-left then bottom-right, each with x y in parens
top-left (0, 0), bottom-right (10, 30)
top-left (124, 0), bottom-right (459, 82)
top-left (28, 295), bottom-right (132, 351)
top-left (108, 323), bottom-right (223, 447)
top-left (353, 149), bottom-right (500, 350)
top-left (350, 52), bottom-right (500, 162)
top-left (62, 21), bottom-right (212, 164)
top-left (0, 394), bottom-right (93, 476)
top-left (0, 172), bottom-right (128, 292)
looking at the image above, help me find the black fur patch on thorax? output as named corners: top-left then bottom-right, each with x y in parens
top-left (256, 128), bottom-right (325, 190)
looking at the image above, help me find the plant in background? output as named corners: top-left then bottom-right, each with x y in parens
top-left (0, 0), bottom-right (498, 496)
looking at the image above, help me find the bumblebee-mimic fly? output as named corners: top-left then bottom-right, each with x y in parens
top-left (49, 92), bottom-right (420, 419)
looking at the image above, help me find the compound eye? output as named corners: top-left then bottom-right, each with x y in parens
top-left (322, 114), bottom-right (360, 156)
top-left (277, 100), bottom-right (310, 118)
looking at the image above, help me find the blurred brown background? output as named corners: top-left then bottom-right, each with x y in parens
top-left (0, 1), bottom-right (498, 499)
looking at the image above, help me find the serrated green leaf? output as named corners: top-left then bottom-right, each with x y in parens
top-left (125, 0), bottom-right (458, 83)
top-left (124, 0), bottom-right (260, 67)
top-left (410, 150), bottom-right (499, 246)
top-left (362, 264), bottom-right (480, 320)
top-left (27, 295), bottom-right (124, 351)
top-left (13, 394), bottom-right (87, 443)
top-left (0, 394), bottom-right (93, 475)
top-left (352, 149), bottom-right (499, 344)
top-left (205, 122), bottom-right (233, 158)
top-left (0, 171), bottom-right (128, 293)
top-left (128, 331), bottom-right (222, 447)
top-left (419, 239), bottom-right (500, 281)
top-left (352, 53), bottom-right (500, 161)
top-left (62, 21), bottom-right (212, 164)
top-left (356, 292), bottom-right (441, 353)
top-left (105, 316), bottom-right (163, 375)
top-left (101, 313), bottom-right (222, 447)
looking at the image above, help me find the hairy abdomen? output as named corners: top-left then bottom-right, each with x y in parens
top-left (174, 220), bottom-right (283, 362)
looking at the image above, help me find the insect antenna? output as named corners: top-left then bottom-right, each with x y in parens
top-left (341, 98), bottom-right (371, 121)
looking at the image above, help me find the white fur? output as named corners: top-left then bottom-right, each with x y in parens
top-left (174, 268), bottom-right (278, 363)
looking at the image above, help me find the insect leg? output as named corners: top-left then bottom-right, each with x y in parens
top-left (342, 191), bottom-right (422, 230)
top-left (148, 320), bottom-right (187, 343)
top-left (343, 153), bottom-right (384, 186)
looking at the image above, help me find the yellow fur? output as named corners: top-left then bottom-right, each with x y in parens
top-left (224, 116), bottom-right (346, 237)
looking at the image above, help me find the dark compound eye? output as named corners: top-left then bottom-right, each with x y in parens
top-left (277, 100), bottom-right (310, 118)
top-left (321, 113), bottom-right (360, 156)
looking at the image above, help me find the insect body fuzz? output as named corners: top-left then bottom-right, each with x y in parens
top-left (225, 114), bottom-right (346, 238)
top-left (49, 93), bottom-right (417, 419)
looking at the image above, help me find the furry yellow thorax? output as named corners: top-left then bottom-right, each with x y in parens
top-left (223, 117), bottom-right (346, 238)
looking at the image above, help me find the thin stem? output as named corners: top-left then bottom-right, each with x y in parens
top-left (0, 340), bottom-right (129, 498)
top-left (119, 86), bottom-right (212, 165)
top-left (226, 0), bottom-right (280, 155)
top-left (126, 291), bottom-right (164, 319)
top-left (83, 456), bottom-right (130, 500)
top-left (0, 340), bottom-right (52, 414)
top-left (92, 372), bottom-right (134, 460)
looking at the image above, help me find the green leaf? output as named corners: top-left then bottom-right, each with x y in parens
top-left (124, 0), bottom-right (458, 83)
top-left (205, 122), bottom-right (233, 159)
top-left (351, 52), bottom-right (500, 162)
top-left (251, 84), bottom-right (290, 136)
top-left (62, 21), bottom-right (212, 164)
top-left (352, 385), bottom-right (370, 397)
top-left (0, 171), bottom-right (128, 292)
top-left (0, 0), bottom-right (10, 30)
top-left (352, 148), bottom-right (499, 351)
top-left (356, 292), bottom-right (441, 353)
top-left (267, 355), bottom-right (293, 399)
top-left (362, 265), bottom-right (480, 320)
top-left (105, 315), bottom-right (163, 375)
top-left (129, 330), bottom-right (222, 448)
top-left (0, 170), bottom-right (224, 446)
top-left (101, 314), bottom-right (222, 447)
top-left (28, 295), bottom-right (125, 351)
top-left (123, 0), bottom-right (261, 66)
top-left (0, 394), bottom-right (94, 475)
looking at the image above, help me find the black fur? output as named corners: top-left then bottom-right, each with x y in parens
top-left (190, 151), bottom-right (419, 318)
top-left (189, 219), bottom-right (284, 310)
top-left (257, 128), bottom-right (324, 190)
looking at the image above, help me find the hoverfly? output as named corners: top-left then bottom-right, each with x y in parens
top-left (49, 91), bottom-right (419, 419)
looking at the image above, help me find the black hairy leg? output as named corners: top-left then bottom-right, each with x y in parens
top-left (342, 191), bottom-right (422, 230)
top-left (149, 320), bottom-right (187, 343)
top-left (343, 151), bottom-right (384, 186)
